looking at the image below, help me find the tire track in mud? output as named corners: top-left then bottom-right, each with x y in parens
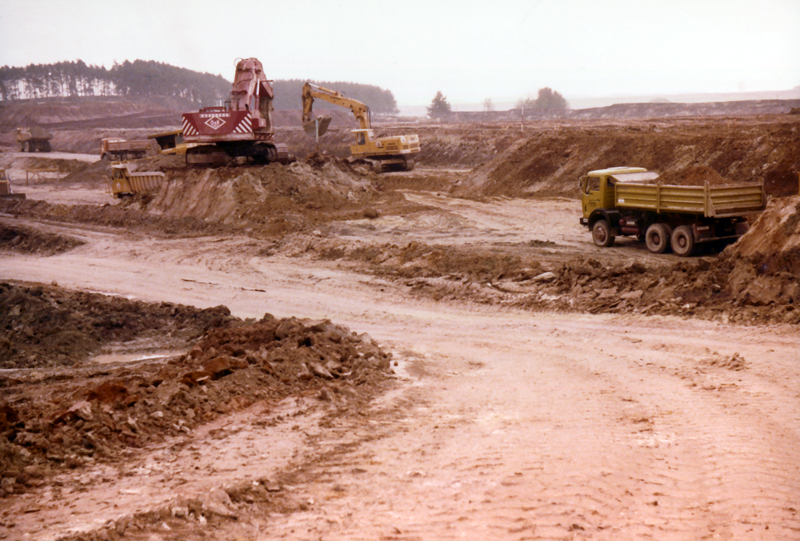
top-left (234, 315), bottom-right (800, 541)
top-left (531, 322), bottom-right (800, 540)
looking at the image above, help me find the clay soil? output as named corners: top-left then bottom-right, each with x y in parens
top-left (0, 106), bottom-right (799, 541)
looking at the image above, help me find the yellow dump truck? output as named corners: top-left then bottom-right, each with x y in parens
top-left (101, 138), bottom-right (152, 161)
top-left (0, 169), bottom-right (26, 200)
top-left (579, 167), bottom-right (766, 256)
top-left (16, 127), bottom-right (52, 152)
top-left (108, 164), bottom-right (164, 198)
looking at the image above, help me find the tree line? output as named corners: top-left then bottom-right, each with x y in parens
top-left (0, 61), bottom-right (399, 114)
top-left (272, 79), bottom-right (398, 114)
top-left (0, 60), bottom-right (230, 106)
top-left (428, 87), bottom-right (569, 120)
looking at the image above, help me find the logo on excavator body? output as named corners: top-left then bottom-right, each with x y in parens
top-left (204, 117), bottom-right (226, 130)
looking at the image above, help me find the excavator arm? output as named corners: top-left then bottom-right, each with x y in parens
top-left (302, 82), bottom-right (371, 134)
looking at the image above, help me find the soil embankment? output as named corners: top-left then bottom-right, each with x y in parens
top-left (457, 117), bottom-right (800, 198)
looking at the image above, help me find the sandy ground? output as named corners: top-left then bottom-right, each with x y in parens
top-left (1, 178), bottom-right (799, 540)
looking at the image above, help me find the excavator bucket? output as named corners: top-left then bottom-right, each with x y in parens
top-left (303, 115), bottom-right (332, 137)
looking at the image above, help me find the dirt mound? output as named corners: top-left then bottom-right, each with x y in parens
top-left (0, 282), bottom-right (234, 369)
top-left (309, 235), bottom-right (799, 325)
top-left (0, 282), bottom-right (394, 498)
top-left (150, 159), bottom-right (375, 233)
top-left (654, 165), bottom-right (735, 186)
top-left (0, 223), bottom-right (85, 255)
top-left (457, 118), bottom-right (800, 198)
top-left (0, 155), bottom-right (435, 238)
top-left (537, 254), bottom-right (800, 324)
top-left (59, 158), bottom-right (111, 185)
top-left (0, 154), bottom-right (89, 175)
top-left (728, 195), bottom-right (800, 258)
top-left (0, 198), bottom-right (225, 237)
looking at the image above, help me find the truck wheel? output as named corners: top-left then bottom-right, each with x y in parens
top-left (671, 225), bottom-right (695, 257)
top-left (645, 223), bottom-right (671, 254)
top-left (592, 219), bottom-right (615, 247)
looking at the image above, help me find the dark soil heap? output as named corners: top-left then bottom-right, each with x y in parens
top-left (0, 198), bottom-right (225, 238)
top-left (0, 282), bottom-right (394, 498)
top-left (729, 195), bottom-right (800, 258)
top-left (653, 165), bottom-right (734, 186)
top-left (0, 282), bottom-right (233, 369)
top-left (0, 223), bottom-right (85, 255)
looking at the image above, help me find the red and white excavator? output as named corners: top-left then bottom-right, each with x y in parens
top-left (181, 58), bottom-right (289, 166)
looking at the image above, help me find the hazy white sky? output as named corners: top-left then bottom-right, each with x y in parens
top-left (1, 0), bottom-right (798, 106)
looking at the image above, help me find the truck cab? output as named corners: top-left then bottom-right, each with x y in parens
top-left (579, 167), bottom-right (648, 225)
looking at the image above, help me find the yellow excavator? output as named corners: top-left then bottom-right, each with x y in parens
top-left (301, 82), bottom-right (420, 173)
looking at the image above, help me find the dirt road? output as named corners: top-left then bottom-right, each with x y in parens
top-left (2, 186), bottom-right (799, 540)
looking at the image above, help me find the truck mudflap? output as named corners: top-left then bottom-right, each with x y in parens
top-left (692, 220), bottom-right (748, 243)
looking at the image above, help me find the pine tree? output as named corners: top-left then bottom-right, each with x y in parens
top-left (427, 91), bottom-right (452, 120)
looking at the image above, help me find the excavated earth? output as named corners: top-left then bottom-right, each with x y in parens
top-left (0, 102), bottom-right (799, 540)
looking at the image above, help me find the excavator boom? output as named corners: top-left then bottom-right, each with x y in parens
top-left (302, 82), bottom-right (371, 134)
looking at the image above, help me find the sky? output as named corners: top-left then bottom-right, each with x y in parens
top-left (1, 0), bottom-right (799, 109)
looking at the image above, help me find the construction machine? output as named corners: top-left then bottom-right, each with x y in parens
top-left (181, 58), bottom-right (288, 166)
top-left (580, 167), bottom-right (765, 256)
top-left (147, 129), bottom-right (201, 155)
top-left (0, 170), bottom-right (26, 200)
top-left (108, 164), bottom-right (164, 198)
top-left (100, 138), bottom-right (152, 161)
top-left (16, 127), bottom-right (52, 152)
top-left (301, 82), bottom-right (420, 173)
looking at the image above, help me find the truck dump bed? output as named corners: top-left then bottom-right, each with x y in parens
top-left (611, 173), bottom-right (766, 218)
top-left (109, 165), bottom-right (164, 198)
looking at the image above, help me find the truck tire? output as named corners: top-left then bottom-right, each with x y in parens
top-left (592, 219), bottom-right (615, 247)
top-left (671, 225), bottom-right (695, 257)
top-left (645, 223), bottom-right (671, 254)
